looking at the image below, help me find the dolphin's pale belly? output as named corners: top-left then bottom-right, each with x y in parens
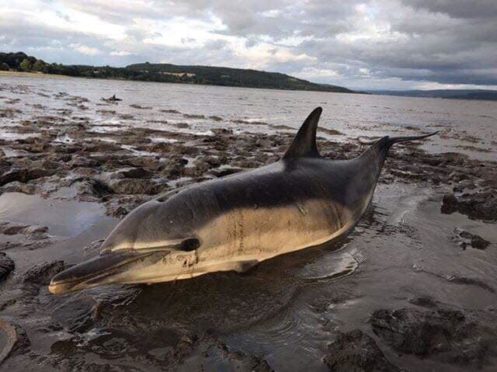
top-left (174, 198), bottom-right (352, 280)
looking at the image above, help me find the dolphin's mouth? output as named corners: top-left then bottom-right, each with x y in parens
top-left (48, 250), bottom-right (168, 294)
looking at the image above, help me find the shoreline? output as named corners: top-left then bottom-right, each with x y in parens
top-left (0, 69), bottom-right (357, 95)
top-left (0, 70), bottom-right (70, 79)
top-left (3, 70), bottom-right (497, 103)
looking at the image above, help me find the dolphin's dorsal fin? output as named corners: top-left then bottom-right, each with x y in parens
top-left (283, 107), bottom-right (323, 159)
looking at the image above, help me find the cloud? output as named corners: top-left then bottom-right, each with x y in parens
top-left (70, 44), bottom-right (101, 56)
top-left (0, 0), bottom-right (496, 89)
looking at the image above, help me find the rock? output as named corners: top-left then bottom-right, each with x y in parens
top-left (178, 336), bottom-right (273, 372)
top-left (0, 168), bottom-right (54, 186)
top-left (129, 104), bottom-right (152, 110)
top-left (1, 224), bottom-right (29, 235)
top-left (468, 234), bottom-right (491, 249)
top-left (68, 155), bottom-right (99, 168)
top-left (0, 181), bottom-right (36, 194)
top-left (77, 178), bottom-right (114, 198)
top-left (104, 196), bottom-right (147, 218)
top-left (109, 178), bottom-right (160, 195)
top-left (446, 275), bottom-right (494, 293)
top-left (23, 225), bottom-right (48, 235)
top-left (52, 295), bottom-right (99, 333)
top-left (0, 223), bottom-right (48, 238)
top-left (370, 308), bottom-right (494, 367)
top-left (0, 253), bottom-right (15, 282)
top-left (441, 193), bottom-right (459, 214)
top-left (441, 192), bottom-right (497, 222)
top-left (408, 296), bottom-right (437, 308)
top-left (210, 166), bottom-right (242, 177)
top-left (119, 167), bottom-right (152, 179)
top-left (453, 229), bottom-right (491, 250)
top-left (22, 261), bottom-right (66, 285)
top-left (0, 319), bottom-right (30, 364)
top-left (323, 330), bottom-right (399, 372)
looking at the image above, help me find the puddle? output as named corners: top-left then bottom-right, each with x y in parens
top-left (0, 132), bottom-right (40, 140)
top-left (298, 250), bottom-right (359, 282)
top-left (0, 192), bottom-right (109, 238)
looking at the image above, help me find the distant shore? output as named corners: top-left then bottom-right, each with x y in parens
top-left (0, 70), bottom-right (69, 79)
top-left (0, 51), bottom-right (355, 94)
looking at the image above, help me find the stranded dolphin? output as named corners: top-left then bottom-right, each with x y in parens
top-left (49, 107), bottom-right (437, 294)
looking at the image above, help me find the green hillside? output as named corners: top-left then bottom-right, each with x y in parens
top-left (0, 51), bottom-right (355, 93)
top-left (125, 62), bottom-right (353, 92)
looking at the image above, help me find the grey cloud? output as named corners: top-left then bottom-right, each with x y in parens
top-left (1, 0), bottom-right (496, 89)
top-left (405, 0), bottom-right (497, 19)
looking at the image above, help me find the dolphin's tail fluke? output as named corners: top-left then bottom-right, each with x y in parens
top-left (387, 131), bottom-right (439, 147)
top-left (360, 130), bottom-right (438, 162)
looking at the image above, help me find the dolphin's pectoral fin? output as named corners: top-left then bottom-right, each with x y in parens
top-left (284, 107), bottom-right (323, 159)
top-left (195, 259), bottom-right (259, 275)
top-left (232, 259), bottom-right (259, 273)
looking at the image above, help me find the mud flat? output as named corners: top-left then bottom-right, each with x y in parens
top-left (0, 80), bottom-right (496, 370)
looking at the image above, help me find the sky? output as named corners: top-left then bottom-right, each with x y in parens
top-left (1, 0), bottom-right (496, 90)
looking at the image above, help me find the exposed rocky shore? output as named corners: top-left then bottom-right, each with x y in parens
top-left (0, 81), bottom-right (496, 371)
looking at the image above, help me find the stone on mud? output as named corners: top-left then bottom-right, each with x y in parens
top-left (370, 308), bottom-right (494, 367)
top-left (441, 192), bottom-right (497, 222)
top-left (0, 168), bottom-right (54, 186)
top-left (108, 178), bottom-right (160, 195)
top-left (0, 319), bottom-right (30, 365)
top-left (178, 336), bottom-right (273, 372)
top-left (408, 296), bottom-right (437, 308)
top-left (119, 167), bottom-right (152, 179)
top-left (323, 330), bottom-right (399, 372)
top-left (453, 228), bottom-right (491, 250)
top-left (22, 261), bottom-right (66, 285)
top-left (0, 253), bottom-right (15, 282)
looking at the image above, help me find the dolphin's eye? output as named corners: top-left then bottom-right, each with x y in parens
top-left (179, 238), bottom-right (200, 252)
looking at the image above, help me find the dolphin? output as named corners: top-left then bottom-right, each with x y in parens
top-left (49, 107), bottom-right (437, 294)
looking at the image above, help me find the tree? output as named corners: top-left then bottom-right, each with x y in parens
top-left (0, 62), bottom-right (9, 71)
top-left (32, 59), bottom-right (47, 72)
top-left (19, 58), bottom-right (33, 71)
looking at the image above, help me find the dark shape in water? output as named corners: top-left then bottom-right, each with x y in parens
top-left (101, 94), bottom-right (122, 102)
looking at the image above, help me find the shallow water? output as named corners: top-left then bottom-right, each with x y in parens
top-left (1, 75), bottom-right (496, 160)
top-left (1, 75), bottom-right (497, 370)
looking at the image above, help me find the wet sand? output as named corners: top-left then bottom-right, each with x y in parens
top-left (1, 78), bottom-right (496, 371)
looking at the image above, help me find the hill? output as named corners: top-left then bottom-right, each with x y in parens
top-left (0, 51), bottom-right (354, 93)
top-left (371, 89), bottom-right (497, 101)
top-left (125, 62), bottom-right (353, 92)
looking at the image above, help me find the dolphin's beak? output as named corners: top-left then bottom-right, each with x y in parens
top-left (48, 251), bottom-right (168, 294)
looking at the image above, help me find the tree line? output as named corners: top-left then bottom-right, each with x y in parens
top-left (0, 51), bottom-right (354, 93)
